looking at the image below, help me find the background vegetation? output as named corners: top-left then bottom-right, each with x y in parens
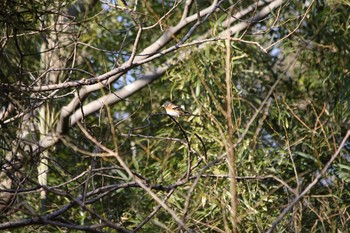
top-left (1, 0), bottom-right (349, 232)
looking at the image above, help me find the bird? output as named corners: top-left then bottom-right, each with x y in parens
top-left (162, 101), bottom-right (193, 117)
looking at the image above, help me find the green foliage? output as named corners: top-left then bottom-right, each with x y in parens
top-left (1, 0), bottom-right (350, 232)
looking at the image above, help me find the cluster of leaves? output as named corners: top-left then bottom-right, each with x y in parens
top-left (1, 0), bottom-right (350, 232)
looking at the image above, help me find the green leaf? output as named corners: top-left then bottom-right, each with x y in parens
top-left (295, 151), bottom-right (318, 162)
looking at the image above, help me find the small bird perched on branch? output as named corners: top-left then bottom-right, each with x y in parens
top-left (162, 101), bottom-right (194, 117)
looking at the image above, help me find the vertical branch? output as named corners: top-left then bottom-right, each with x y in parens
top-left (225, 7), bottom-right (238, 233)
top-left (102, 87), bottom-right (119, 153)
top-left (37, 3), bottom-right (71, 211)
top-left (37, 103), bottom-right (49, 211)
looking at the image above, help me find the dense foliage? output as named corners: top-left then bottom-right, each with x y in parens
top-left (1, 0), bottom-right (349, 232)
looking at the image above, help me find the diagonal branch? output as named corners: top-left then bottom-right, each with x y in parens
top-left (266, 129), bottom-right (350, 233)
top-left (32, 0), bottom-right (285, 158)
top-left (76, 122), bottom-right (193, 231)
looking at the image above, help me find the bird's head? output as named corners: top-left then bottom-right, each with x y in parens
top-left (162, 101), bottom-right (172, 108)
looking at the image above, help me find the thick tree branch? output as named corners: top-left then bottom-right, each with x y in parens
top-left (28, 0), bottom-right (284, 154)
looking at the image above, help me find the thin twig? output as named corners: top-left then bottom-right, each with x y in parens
top-left (264, 0), bottom-right (315, 51)
top-left (167, 115), bottom-right (192, 180)
top-left (127, 26), bottom-right (143, 67)
top-left (77, 122), bottom-right (192, 232)
top-left (266, 129), bottom-right (350, 233)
